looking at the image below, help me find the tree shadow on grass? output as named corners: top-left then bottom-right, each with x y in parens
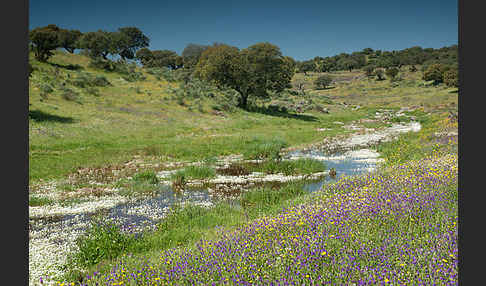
top-left (49, 62), bottom-right (83, 71)
top-left (29, 110), bottom-right (75, 123)
top-left (246, 105), bottom-right (319, 122)
top-left (315, 86), bottom-right (336, 91)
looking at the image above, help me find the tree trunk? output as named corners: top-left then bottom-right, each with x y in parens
top-left (238, 94), bottom-right (248, 109)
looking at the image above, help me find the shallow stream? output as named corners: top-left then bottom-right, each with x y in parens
top-left (30, 120), bottom-right (421, 285)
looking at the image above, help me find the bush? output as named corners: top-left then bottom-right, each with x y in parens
top-left (363, 65), bottom-right (375, 78)
top-left (375, 69), bottom-right (385, 80)
top-left (88, 57), bottom-right (116, 71)
top-left (122, 72), bottom-right (146, 82)
top-left (385, 67), bottom-right (399, 80)
top-left (423, 64), bottom-right (445, 84)
top-left (443, 69), bottom-right (459, 87)
top-left (71, 73), bottom-right (111, 88)
top-left (39, 83), bottom-right (54, 94)
top-left (91, 75), bottom-right (111, 86)
top-left (85, 87), bottom-right (100, 96)
top-left (88, 58), bottom-right (145, 82)
top-left (60, 88), bottom-right (80, 102)
top-left (314, 75), bottom-right (333, 90)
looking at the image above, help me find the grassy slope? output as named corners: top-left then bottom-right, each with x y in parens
top-left (29, 51), bottom-right (457, 185)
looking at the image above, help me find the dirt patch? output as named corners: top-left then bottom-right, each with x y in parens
top-left (216, 163), bottom-right (251, 176)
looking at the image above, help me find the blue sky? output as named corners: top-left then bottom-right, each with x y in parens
top-left (29, 0), bottom-right (457, 61)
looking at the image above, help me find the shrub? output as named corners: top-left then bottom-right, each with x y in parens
top-left (39, 83), bottom-right (54, 94)
top-left (363, 65), bottom-right (375, 77)
top-left (88, 57), bottom-right (116, 71)
top-left (375, 69), bottom-right (385, 80)
top-left (122, 71), bottom-right (146, 82)
top-left (92, 75), bottom-right (111, 86)
top-left (443, 69), bottom-right (459, 87)
top-left (423, 64), bottom-right (445, 84)
top-left (60, 88), bottom-right (80, 102)
top-left (385, 67), bottom-right (399, 80)
top-left (85, 87), bottom-right (100, 96)
top-left (72, 73), bottom-right (110, 88)
top-left (314, 75), bottom-right (333, 90)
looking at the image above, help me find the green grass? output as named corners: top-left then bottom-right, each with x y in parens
top-left (28, 52), bottom-right (379, 184)
top-left (169, 165), bottom-right (216, 184)
top-left (69, 218), bottom-right (136, 267)
top-left (132, 170), bottom-right (159, 184)
top-left (376, 112), bottom-right (456, 165)
top-left (63, 181), bottom-right (311, 281)
top-left (29, 195), bottom-right (54, 207)
top-left (248, 158), bottom-right (326, 175)
top-left (241, 137), bottom-right (288, 160)
top-left (240, 181), bottom-right (308, 216)
top-left (39, 51), bottom-right (458, 284)
top-left (29, 51), bottom-right (457, 186)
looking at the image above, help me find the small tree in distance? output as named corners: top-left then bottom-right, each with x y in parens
top-left (385, 67), bottom-right (399, 81)
top-left (29, 24), bottom-right (61, 62)
top-left (194, 42), bottom-right (294, 109)
top-left (314, 75), bottom-right (333, 90)
top-left (375, 69), bottom-right (385, 80)
top-left (363, 65), bottom-right (375, 78)
top-left (423, 64), bottom-right (444, 85)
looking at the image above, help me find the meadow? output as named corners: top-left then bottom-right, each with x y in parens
top-left (29, 51), bottom-right (456, 185)
top-left (29, 50), bottom-right (458, 285)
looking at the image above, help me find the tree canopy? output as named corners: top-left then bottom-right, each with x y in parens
top-left (29, 24), bottom-right (61, 62)
top-left (181, 43), bottom-right (209, 69)
top-left (57, 29), bottom-right (82, 53)
top-left (194, 42), bottom-right (295, 109)
top-left (77, 30), bottom-right (118, 59)
top-left (136, 49), bottom-right (183, 69)
top-left (116, 27), bottom-right (150, 60)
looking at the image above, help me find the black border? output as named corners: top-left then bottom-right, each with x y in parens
top-left (4, 0), bottom-right (29, 284)
top-left (458, 0), bottom-right (476, 285)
